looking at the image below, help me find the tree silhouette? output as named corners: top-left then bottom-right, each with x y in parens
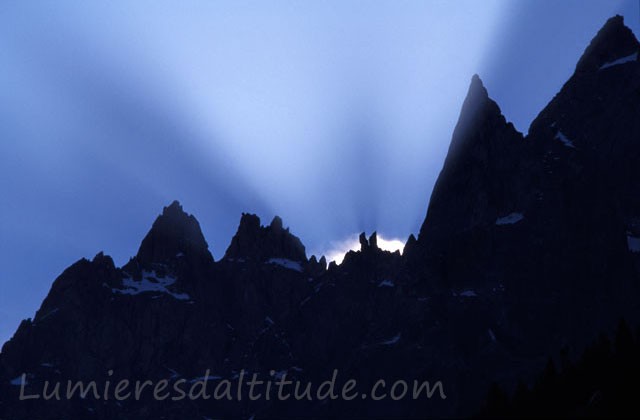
top-left (478, 319), bottom-right (640, 418)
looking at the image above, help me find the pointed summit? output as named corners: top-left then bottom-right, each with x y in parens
top-left (359, 232), bottom-right (368, 251)
top-left (431, 74), bottom-right (520, 182)
top-left (469, 74), bottom-right (488, 98)
top-left (403, 234), bottom-right (417, 254)
top-left (368, 232), bottom-right (378, 249)
top-left (357, 232), bottom-right (379, 252)
top-left (224, 213), bottom-right (307, 262)
top-left (451, 73), bottom-right (520, 152)
top-left (164, 200), bottom-right (187, 218)
top-left (528, 14), bottom-right (640, 149)
top-left (418, 74), bottom-right (523, 243)
top-left (270, 215), bottom-right (284, 231)
top-left (575, 15), bottom-right (639, 73)
top-left (443, 74), bottom-right (515, 164)
top-left (135, 201), bottom-right (211, 265)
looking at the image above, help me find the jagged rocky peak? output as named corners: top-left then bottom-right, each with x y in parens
top-left (418, 74), bottom-right (523, 242)
top-left (369, 231), bottom-right (378, 249)
top-left (405, 233), bottom-right (417, 246)
top-left (223, 213), bottom-right (307, 262)
top-left (307, 255), bottom-right (327, 275)
top-left (357, 231), bottom-right (380, 252)
top-left (469, 73), bottom-right (486, 96)
top-left (575, 15), bottom-right (639, 73)
top-left (135, 200), bottom-right (212, 265)
top-left (319, 255), bottom-right (327, 268)
top-left (359, 232), bottom-right (368, 250)
top-left (270, 215), bottom-right (284, 231)
top-left (446, 74), bottom-right (519, 158)
top-left (403, 234), bottom-right (417, 255)
top-left (91, 251), bottom-right (115, 268)
top-left (528, 15), bottom-right (640, 149)
top-left (308, 255), bottom-right (327, 269)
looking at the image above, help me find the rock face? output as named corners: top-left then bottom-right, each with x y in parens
top-left (223, 213), bottom-right (307, 263)
top-left (2, 15), bottom-right (640, 419)
top-left (413, 75), bottom-right (531, 293)
top-left (574, 15), bottom-right (639, 73)
top-left (136, 200), bottom-right (213, 266)
top-left (420, 75), bottom-right (525, 243)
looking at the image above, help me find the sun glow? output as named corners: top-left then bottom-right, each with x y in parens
top-left (321, 233), bottom-right (406, 265)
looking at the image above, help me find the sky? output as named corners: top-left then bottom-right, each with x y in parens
top-left (1, 0), bottom-right (639, 345)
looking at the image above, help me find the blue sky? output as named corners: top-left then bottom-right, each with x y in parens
top-left (1, 0), bottom-right (638, 345)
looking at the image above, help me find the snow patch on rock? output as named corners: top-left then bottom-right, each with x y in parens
top-left (111, 271), bottom-right (190, 301)
top-left (496, 212), bottom-right (524, 226)
top-left (600, 52), bottom-right (638, 70)
top-left (267, 258), bottom-right (303, 272)
top-left (378, 279), bottom-right (395, 288)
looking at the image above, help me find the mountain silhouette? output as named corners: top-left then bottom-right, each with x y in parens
top-left (2, 15), bottom-right (640, 419)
